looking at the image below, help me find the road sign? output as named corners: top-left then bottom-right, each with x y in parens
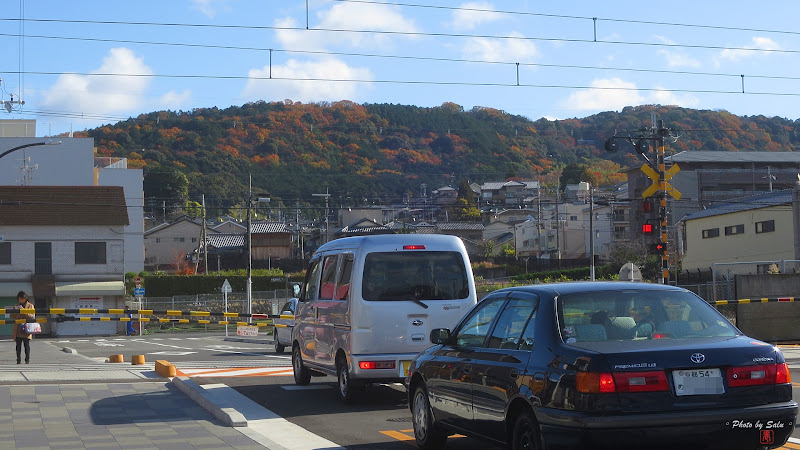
top-left (641, 163), bottom-right (682, 199)
top-left (135, 277), bottom-right (142, 288)
top-left (221, 279), bottom-right (232, 294)
top-left (133, 287), bottom-right (145, 297)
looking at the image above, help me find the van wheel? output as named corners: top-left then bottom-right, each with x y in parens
top-left (275, 343), bottom-right (285, 353)
top-left (292, 345), bottom-right (311, 385)
top-left (412, 385), bottom-right (447, 449)
top-left (337, 359), bottom-right (355, 403)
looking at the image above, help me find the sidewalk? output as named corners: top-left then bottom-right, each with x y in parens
top-left (0, 339), bottom-right (272, 449)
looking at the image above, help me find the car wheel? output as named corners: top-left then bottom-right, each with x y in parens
top-left (412, 385), bottom-right (448, 450)
top-left (292, 345), bottom-right (311, 385)
top-left (275, 343), bottom-right (285, 353)
top-left (512, 409), bottom-right (543, 450)
top-left (337, 359), bottom-right (355, 403)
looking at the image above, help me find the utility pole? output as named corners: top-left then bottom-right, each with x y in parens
top-left (202, 194), bottom-right (208, 274)
top-left (589, 185), bottom-right (595, 281)
top-left (313, 189), bottom-right (330, 245)
top-left (656, 120), bottom-right (669, 284)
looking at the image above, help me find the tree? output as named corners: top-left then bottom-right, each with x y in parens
top-left (144, 166), bottom-right (189, 222)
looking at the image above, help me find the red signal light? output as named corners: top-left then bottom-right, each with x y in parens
top-left (642, 223), bottom-right (654, 234)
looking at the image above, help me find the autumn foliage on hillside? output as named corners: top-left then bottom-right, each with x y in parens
top-left (83, 101), bottom-right (800, 210)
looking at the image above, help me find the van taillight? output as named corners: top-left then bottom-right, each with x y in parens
top-left (359, 361), bottom-right (396, 370)
top-left (403, 245), bottom-right (426, 250)
top-left (728, 363), bottom-right (790, 387)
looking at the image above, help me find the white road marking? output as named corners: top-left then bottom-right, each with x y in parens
top-left (281, 385), bottom-right (333, 390)
top-left (148, 351), bottom-right (197, 356)
top-left (180, 367), bottom-right (292, 377)
top-left (93, 342), bottom-right (123, 347)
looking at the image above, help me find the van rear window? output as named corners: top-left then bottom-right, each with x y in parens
top-left (362, 251), bottom-right (469, 301)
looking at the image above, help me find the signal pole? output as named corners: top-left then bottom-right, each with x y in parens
top-left (656, 120), bottom-right (669, 284)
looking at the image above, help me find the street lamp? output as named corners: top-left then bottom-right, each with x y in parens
top-left (0, 141), bottom-right (61, 161)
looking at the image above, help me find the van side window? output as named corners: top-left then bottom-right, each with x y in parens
top-left (300, 259), bottom-right (321, 302)
top-left (335, 254), bottom-right (353, 301)
top-left (319, 255), bottom-right (338, 300)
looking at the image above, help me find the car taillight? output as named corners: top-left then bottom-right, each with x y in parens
top-left (576, 372), bottom-right (616, 393)
top-left (613, 371), bottom-right (669, 393)
top-left (402, 245), bottom-right (426, 250)
top-left (359, 361), bottom-right (396, 370)
top-left (727, 363), bottom-right (790, 387)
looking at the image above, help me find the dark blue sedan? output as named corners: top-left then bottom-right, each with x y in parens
top-left (405, 282), bottom-right (797, 450)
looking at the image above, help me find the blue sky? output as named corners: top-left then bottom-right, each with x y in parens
top-left (2, 0), bottom-right (800, 137)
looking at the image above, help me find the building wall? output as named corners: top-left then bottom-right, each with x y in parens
top-left (681, 205), bottom-right (794, 271)
top-left (0, 225), bottom-right (125, 281)
top-left (98, 167), bottom-right (144, 273)
top-left (0, 137), bottom-right (94, 185)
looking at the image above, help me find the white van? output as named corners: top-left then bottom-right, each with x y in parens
top-left (291, 234), bottom-right (477, 402)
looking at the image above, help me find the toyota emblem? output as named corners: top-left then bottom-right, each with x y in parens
top-left (690, 353), bottom-right (706, 364)
top-left (412, 320), bottom-right (423, 326)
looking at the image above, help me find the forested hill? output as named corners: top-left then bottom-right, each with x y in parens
top-left (80, 101), bottom-right (800, 213)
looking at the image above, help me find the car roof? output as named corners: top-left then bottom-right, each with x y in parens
top-left (494, 281), bottom-right (687, 297)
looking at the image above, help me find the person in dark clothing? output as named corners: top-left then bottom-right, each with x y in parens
top-left (10, 291), bottom-right (34, 364)
top-left (125, 305), bottom-right (136, 336)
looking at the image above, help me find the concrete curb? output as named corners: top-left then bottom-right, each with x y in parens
top-left (223, 336), bottom-right (277, 345)
top-left (171, 377), bottom-right (248, 427)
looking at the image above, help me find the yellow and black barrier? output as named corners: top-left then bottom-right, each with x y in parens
top-left (1, 308), bottom-right (294, 320)
top-left (708, 297), bottom-right (796, 305)
top-left (0, 317), bottom-right (274, 326)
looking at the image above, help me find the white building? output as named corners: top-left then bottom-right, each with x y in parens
top-left (0, 134), bottom-right (144, 273)
top-left (0, 186), bottom-right (128, 336)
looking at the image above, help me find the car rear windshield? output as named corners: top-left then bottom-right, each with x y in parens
top-left (557, 289), bottom-right (738, 343)
top-left (362, 251), bottom-right (469, 301)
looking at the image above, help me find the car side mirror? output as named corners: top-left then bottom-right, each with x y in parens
top-left (430, 328), bottom-right (451, 344)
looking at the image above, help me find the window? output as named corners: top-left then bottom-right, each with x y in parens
top-left (755, 220), bottom-right (775, 234)
top-left (702, 228), bottom-right (720, 239)
top-left (724, 224), bottom-right (744, 236)
top-left (318, 256), bottom-right (338, 300)
top-left (155, 238), bottom-right (161, 243)
top-left (454, 296), bottom-right (506, 347)
top-left (191, 237), bottom-right (197, 243)
top-left (335, 254), bottom-right (354, 301)
top-left (299, 259), bottom-right (321, 302)
top-left (570, 215), bottom-right (578, 221)
top-left (75, 242), bottom-right (107, 264)
top-left (0, 242), bottom-right (10, 264)
top-left (486, 296), bottom-right (537, 350)
top-left (173, 237), bottom-right (185, 242)
top-left (362, 251), bottom-right (469, 301)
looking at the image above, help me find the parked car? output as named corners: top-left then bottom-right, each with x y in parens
top-left (273, 298), bottom-right (297, 353)
top-left (292, 234), bottom-right (477, 402)
top-left (405, 282), bottom-right (798, 450)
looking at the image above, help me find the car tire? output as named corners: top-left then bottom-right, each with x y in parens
top-left (337, 359), bottom-right (356, 403)
top-left (512, 409), bottom-right (543, 450)
top-left (292, 345), bottom-right (311, 385)
top-left (412, 385), bottom-right (448, 450)
top-left (275, 343), bottom-right (285, 353)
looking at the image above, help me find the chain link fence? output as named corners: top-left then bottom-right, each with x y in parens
top-left (129, 290), bottom-right (294, 334)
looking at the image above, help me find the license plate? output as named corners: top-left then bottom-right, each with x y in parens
top-left (401, 360), bottom-right (412, 377)
top-left (672, 368), bottom-right (725, 396)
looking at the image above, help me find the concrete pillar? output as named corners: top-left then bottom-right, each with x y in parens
top-left (794, 174), bottom-right (800, 260)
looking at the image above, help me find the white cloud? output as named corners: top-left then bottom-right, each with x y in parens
top-left (562, 77), bottom-right (698, 111)
top-left (242, 58), bottom-right (374, 102)
top-left (190, 0), bottom-right (231, 18)
top-left (159, 90), bottom-right (192, 110)
top-left (464, 32), bottom-right (537, 62)
top-left (718, 37), bottom-right (781, 63)
top-left (41, 48), bottom-right (152, 114)
top-left (451, 2), bottom-right (503, 30)
top-left (655, 35), bottom-right (701, 68)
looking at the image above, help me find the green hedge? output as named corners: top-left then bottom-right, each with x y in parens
top-left (509, 264), bottom-right (618, 283)
top-left (127, 274), bottom-right (305, 297)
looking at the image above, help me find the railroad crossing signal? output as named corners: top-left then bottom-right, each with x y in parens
top-left (641, 163), bottom-right (682, 199)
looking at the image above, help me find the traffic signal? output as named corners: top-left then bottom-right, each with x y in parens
top-left (642, 223), bottom-right (654, 234)
top-left (649, 242), bottom-right (666, 254)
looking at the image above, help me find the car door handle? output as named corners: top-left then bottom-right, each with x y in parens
top-left (462, 365), bottom-right (472, 373)
top-left (509, 369), bottom-right (519, 379)
top-left (533, 372), bottom-right (545, 382)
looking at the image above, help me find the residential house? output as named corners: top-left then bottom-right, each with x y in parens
top-left (0, 186), bottom-right (128, 336)
top-left (334, 218), bottom-right (393, 238)
top-left (432, 186), bottom-right (458, 206)
top-left (212, 220), bottom-right (246, 234)
top-left (679, 189), bottom-right (796, 272)
top-left (250, 221), bottom-right (293, 261)
top-left (144, 217), bottom-right (212, 271)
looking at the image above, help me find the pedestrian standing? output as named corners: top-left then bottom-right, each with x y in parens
top-left (11, 291), bottom-right (34, 364)
top-left (125, 305), bottom-right (136, 336)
